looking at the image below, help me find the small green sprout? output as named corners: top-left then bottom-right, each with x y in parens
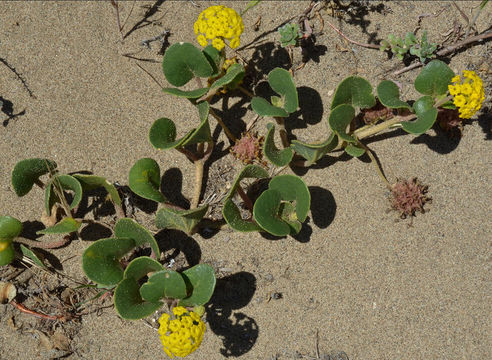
top-left (380, 31), bottom-right (437, 63)
top-left (278, 23), bottom-right (302, 47)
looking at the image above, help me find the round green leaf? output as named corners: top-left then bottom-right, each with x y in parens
top-left (414, 59), bottom-right (455, 97)
top-left (114, 278), bottom-right (163, 320)
top-left (72, 174), bottom-right (122, 207)
top-left (155, 204), bottom-right (208, 235)
top-left (253, 189), bottom-right (291, 236)
top-left (328, 104), bottom-right (356, 143)
top-left (401, 95), bottom-right (438, 135)
top-left (37, 217), bottom-right (82, 235)
top-left (140, 270), bottom-right (187, 302)
top-left (202, 45), bottom-right (222, 77)
top-left (331, 76), bottom-right (376, 110)
top-left (129, 158), bottom-right (165, 203)
top-left (44, 174), bottom-right (83, 215)
top-left (178, 264), bottom-right (216, 307)
top-left (162, 42), bottom-right (213, 87)
top-left (290, 132), bottom-right (338, 166)
top-left (222, 199), bottom-right (262, 232)
top-left (149, 118), bottom-right (190, 150)
top-left (251, 97), bottom-right (289, 117)
top-left (377, 80), bottom-right (411, 109)
top-left (263, 123), bottom-right (294, 166)
top-left (162, 87), bottom-right (209, 99)
top-left (0, 244), bottom-right (15, 266)
top-left (11, 158), bottom-right (57, 197)
top-left (210, 63), bottom-right (245, 91)
top-left (269, 175), bottom-right (310, 222)
top-left (268, 68), bottom-right (298, 113)
top-left (82, 237), bottom-right (135, 286)
top-left (123, 256), bottom-right (163, 280)
top-left (114, 218), bottom-right (160, 258)
top-left (0, 216), bottom-right (23, 240)
top-left (344, 143), bottom-right (366, 157)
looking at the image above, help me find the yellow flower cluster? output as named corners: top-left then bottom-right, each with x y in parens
top-left (448, 70), bottom-right (485, 119)
top-left (194, 5), bottom-right (244, 51)
top-left (158, 307), bottom-right (206, 358)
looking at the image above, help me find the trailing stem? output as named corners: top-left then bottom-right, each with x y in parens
top-left (191, 143), bottom-right (205, 209)
top-left (209, 108), bottom-right (237, 142)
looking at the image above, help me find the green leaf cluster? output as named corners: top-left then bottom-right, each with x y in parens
top-left (380, 31), bottom-right (437, 63)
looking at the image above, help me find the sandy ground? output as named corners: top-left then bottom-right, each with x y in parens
top-left (0, 1), bottom-right (491, 359)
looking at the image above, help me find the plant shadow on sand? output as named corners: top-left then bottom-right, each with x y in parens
top-left (206, 271), bottom-right (258, 357)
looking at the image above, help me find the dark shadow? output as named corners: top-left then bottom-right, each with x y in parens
top-left (285, 86), bottom-right (324, 135)
top-left (123, 0), bottom-right (166, 39)
top-left (1, 96), bottom-right (26, 127)
top-left (154, 229), bottom-right (201, 268)
top-left (291, 220), bottom-right (312, 243)
top-left (124, 185), bottom-right (158, 214)
top-left (291, 152), bottom-right (352, 176)
top-left (74, 187), bottom-right (119, 220)
top-left (410, 129), bottom-right (461, 154)
top-left (299, 35), bottom-right (327, 65)
top-left (309, 186), bottom-right (336, 229)
top-left (335, 1), bottom-right (386, 42)
top-left (246, 42), bottom-right (291, 86)
top-left (79, 223), bottom-right (113, 241)
top-left (207, 272), bottom-right (258, 357)
top-left (477, 106), bottom-right (491, 140)
top-left (161, 168), bottom-right (190, 209)
top-left (20, 221), bottom-right (44, 241)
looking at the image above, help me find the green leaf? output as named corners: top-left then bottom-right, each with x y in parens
top-left (222, 199), bottom-right (262, 232)
top-left (20, 244), bottom-right (47, 269)
top-left (210, 63), bottom-right (245, 91)
top-left (268, 68), bottom-right (298, 113)
top-left (222, 165), bottom-right (269, 232)
top-left (11, 158), bottom-right (57, 197)
top-left (149, 102), bottom-right (212, 150)
top-left (345, 143), bottom-right (366, 157)
top-left (269, 175), bottom-right (310, 222)
top-left (328, 104), bottom-right (356, 143)
top-left (178, 264), bottom-right (216, 307)
top-left (263, 123), bottom-right (294, 166)
top-left (414, 59), bottom-right (455, 97)
top-left (114, 278), bottom-right (162, 320)
top-left (162, 42), bottom-right (213, 87)
top-left (140, 270), bottom-right (187, 302)
top-left (128, 158), bottom-right (165, 203)
top-left (155, 205), bottom-right (208, 235)
top-left (44, 174), bottom-right (83, 215)
top-left (162, 87), bottom-right (209, 99)
top-left (279, 202), bottom-right (302, 234)
top-left (0, 243), bottom-right (15, 266)
top-left (114, 218), bottom-right (160, 258)
top-left (202, 45), bottom-right (222, 77)
top-left (331, 76), bottom-right (375, 110)
top-left (253, 189), bottom-right (291, 236)
top-left (0, 216), bottom-right (20, 266)
top-left (290, 132), bottom-right (338, 166)
top-left (82, 237), bottom-right (135, 286)
top-left (401, 95), bottom-right (438, 135)
top-left (251, 97), bottom-right (289, 117)
top-left (72, 174), bottom-right (122, 207)
top-left (37, 217), bottom-right (82, 235)
top-left (0, 216), bottom-right (23, 240)
top-left (377, 80), bottom-right (411, 109)
top-left (149, 118), bottom-right (191, 150)
top-left (123, 256), bottom-right (163, 280)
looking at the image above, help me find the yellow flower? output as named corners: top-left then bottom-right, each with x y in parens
top-left (158, 307), bottom-right (206, 358)
top-left (212, 38), bottom-right (225, 51)
top-left (448, 70), bottom-right (485, 119)
top-left (193, 5), bottom-right (244, 50)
